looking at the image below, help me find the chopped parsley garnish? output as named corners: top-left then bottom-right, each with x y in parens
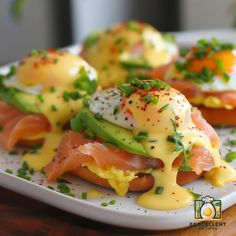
top-left (94, 112), bottom-right (103, 121)
top-left (31, 49), bottom-right (39, 56)
top-left (121, 60), bottom-right (152, 70)
top-left (159, 104), bottom-right (169, 112)
top-left (109, 199), bottom-right (116, 205)
top-left (73, 67), bottom-right (97, 95)
top-left (168, 119), bottom-right (193, 171)
top-left (8, 150), bottom-right (18, 155)
top-left (118, 78), bottom-right (170, 97)
top-left (133, 131), bottom-right (148, 142)
top-left (143, 94), bottom-right (159, 105)
top-left (231, 128), bottom-right (236, 134)
top-left (175, 38), bottom-right (235, 84)
top-left (37, 94), bottom-right (45, 103)
top-left (193, 38), bottom-right (234, 59)
top-left (17, 161), bottom-right (31, 180)
top-left (63, 91), bottom-right (81, 102)
top-left (225, 139), bottom-right (236, 146)
top-left (29, 168), bottom-right (35, 175)
top-left (225, 151), bottom-right (236, 162)
top-left (82, 192), bottom-right (87, 200)
top-left (82, 97), bottom-right (90, 107)
top-left (127, 21), bottom-right (138, 31)
top-left (161, 33), bottom-right (176, 43)
top-left (114, 37), bottom-right (123, 45)
top-left (84, 33), bottom-right (100, 48)
top-left (49, 86), bottom-right (56, 93)
top-left (155, 186), bottom-right (164, 194)
top-left (100, 202), bottom-right (108, 207)
top-left (51, 104), bottom-right (58, 112)
top-left (113, 105), bottom-right (119, 115)
top-left (57, 183), bottom-right (75, 197)
top-left (47, 186), bottom-right (54, 190)
top-left (5, 169), bottom-right (13, 174)
top-left (53, 58), bottom-right (59, 64)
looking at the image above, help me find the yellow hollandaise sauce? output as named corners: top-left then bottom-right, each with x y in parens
top-left (17, 50), bottom-right (97, 171)
top-left (88, 79), bottom-right (236, 210)
top-left (119, 84), bottom-right (235, 210)
top-left (82, 21), bottom-right (177, 88)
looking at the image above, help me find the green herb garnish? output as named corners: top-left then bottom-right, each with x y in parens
top-left (94, 112), bottom-right (103, 121)
top-left (225, 151), bottom-right (236, 162)
top-left (73, 67), bottom-right (97, 95)
top-left (37, 94), bottom-right (45, 103)
top-left (5, 169), bottom-right (13, 174)
top-left (51, 104), bottom-right (58, 112)
top-left (113, 105), bottom-right (119, 115)
top-left (49, 86), bottom-right (56, 93)
top-left (159, 104), bottom-right (169, 112)
top-left (109, 199), bottom-right (116, 205)
top-left (133, 132), bottom-right (148, 142)
top-left (82, 192), bottom-right (87, 200)
top-left (84, 33), bottom-right (100, 48)
top-left (100, 202), bottom-right (108, 207)
top-left (155, 186), bottom-right (164, 194)
top-left (143, 94), bottom-right (159, 105)
top-left (168, 119), bottom-right (193, 171)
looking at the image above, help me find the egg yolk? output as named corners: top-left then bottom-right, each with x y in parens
top-left (188, 50), bottom-right (236, 75)
top-left (17, 51), bottom-right (90, 89)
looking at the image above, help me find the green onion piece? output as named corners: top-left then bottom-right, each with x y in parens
top-left (155, 186), bottom-right (164, 194)
top-left (100, 202), bottom-right (108, 207)
top-left (109, 199), bottom-right (116, 205)
top-left (82, 192), bottom-right (88, 200)
top-left (47, 186), bottom-right (54, 190)
top-left (94, 112), bottom-right (103, 121)
top-left (225, 151), bottom-right (236, 162)
top-left (113, 105), bottom-right (119, 115)
top-left (159, 104), bottom-right (169, 112)
top-left (5, 169), bottom-right (13, 174)
top-left (51, 105), bottom-right (58, 112)
top-left (133, 132), bottom-right (148, 142)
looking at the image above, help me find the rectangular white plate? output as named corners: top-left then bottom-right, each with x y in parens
top-left (0, 34), bottom-right (236, 230)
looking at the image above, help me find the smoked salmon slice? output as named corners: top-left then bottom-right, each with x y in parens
top-left (45, 130), bottom-right (214, 182)
top-left (0, 101), bottom-right (50, 151)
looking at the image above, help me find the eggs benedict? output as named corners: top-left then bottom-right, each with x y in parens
top-left (164, 38), bottom-right (236, 126)
top-left (45, 79), bottom-right (236, 210)
top-left (0, 49), bottom-right (98, 170)
top-left (81, 21), bottom-right (178, 88)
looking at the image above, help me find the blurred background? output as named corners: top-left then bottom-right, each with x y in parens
top-left (1, 0), bottom-right (236, 64)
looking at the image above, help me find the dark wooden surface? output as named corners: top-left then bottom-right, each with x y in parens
top-left (0, 187), bottom-right (235, 236)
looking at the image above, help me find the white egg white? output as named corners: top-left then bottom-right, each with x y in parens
top-left (89, 87), bottom-right (135, 129)
top-left (199, 65), bottom-right (236, 92)
top-left (3, 75), bottom-right (43, 95)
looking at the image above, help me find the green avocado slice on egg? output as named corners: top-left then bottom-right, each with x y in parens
top-left (70, 108), bottom-right (150, 157)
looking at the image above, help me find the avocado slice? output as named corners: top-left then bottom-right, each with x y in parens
top-left (0, 88), bottom-right (40, 113)
top-left (71, 108), bottom-right (150, 157)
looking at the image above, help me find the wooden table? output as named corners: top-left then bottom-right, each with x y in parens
top-left (0, 187), bottom-right (235, 236)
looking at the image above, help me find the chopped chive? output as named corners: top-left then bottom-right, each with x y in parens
top-left (94, 112), bottom-right (103, 121)
top-left (29, 168), bottom-right (35, 175)
top-left (17, 175), bottom-right (31, 181)
top-left (82, 192), bottom-right (87, 199)
top-left (109, 199), bottom-right (116, 205)
top-left (31, 49), bottom-right (38, 56)
top-left (22, 161), bottom-right (29, 171)
top-left (114, 37), bottom-right (123, 45)
top-left (113, 105), bottom-right (119, 115)
top-left (51, 104), bottom-right (58, 112)
top-left (49, 86), bottom-right (56, 93)
top-left (47, 186), bottom-right (54, 190)
top-left (225, 151), bottom-right (236, 162)
top-left (37, 94), bottom-right (45, 103)
top-left (8, 151), bottom-right (18, 155)
top-left (159, 104), bottom-right (169, 112)
top-left (231, 128), bottom-right (236, 134)
top-left (5, 169), bottom-right (13, 174)
top-left (155, 186), bottom-right (164, 194)
top-left (57, 183), bottom-right (71, 194)
top-left (133, 131), bottom-right (148, 142)
top-left (100, 202), bottom-right (108, 207)
top-left (57, 178), bottom-right (72, 184)
top-left (53, 58), bottom-right (59, 64)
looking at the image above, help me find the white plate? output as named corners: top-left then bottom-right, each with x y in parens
top-left (0, 40), bottom-right (235, 230)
